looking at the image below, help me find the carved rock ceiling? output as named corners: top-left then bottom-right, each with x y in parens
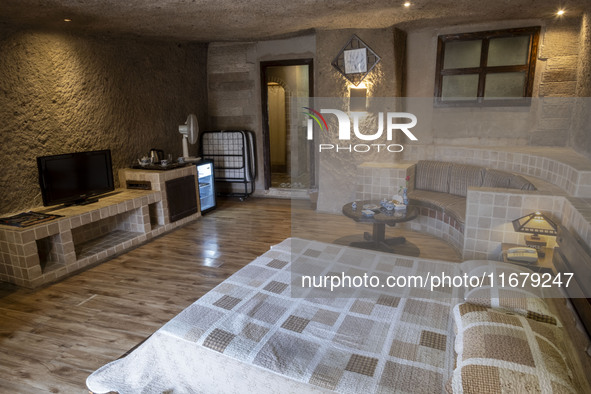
top-left (0, 0), bottom-right (588, 41)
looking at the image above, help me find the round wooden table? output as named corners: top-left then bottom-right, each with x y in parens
top-left (342, 201), bottom-right (418, 253)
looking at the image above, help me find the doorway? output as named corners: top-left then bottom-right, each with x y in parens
top-left (261, 59), bottom-right (314, 191)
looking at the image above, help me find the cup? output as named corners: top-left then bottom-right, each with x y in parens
top-left (177, 157), bottom-right (185, 164)
top-left (160, 159), bottom-right (169, 167)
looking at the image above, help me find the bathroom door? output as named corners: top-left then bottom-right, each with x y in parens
top-left (261, 59), bottom-right (314, 190)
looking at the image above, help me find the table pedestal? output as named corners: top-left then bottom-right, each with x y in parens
top-left (349, 223), bottom-right (407, 253)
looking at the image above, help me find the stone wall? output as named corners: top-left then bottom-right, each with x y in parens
top-left (0, 27), bottom-right (208, 215)
top-left (207, 35), bottom-right (316, 193)
top-left (405, 18), bottom-right (586, 148)
top-left (206, 42), bottom-right (261, 193)
top-left (206, 20), bottom-right (590, 211)
top-left (207, 43), bottom-right (258, 131)
top-left (575, 11), bottom-right (591, 98)
top-left (570, 10), bottom-right (591, 159)
top-left (533, 19), bottom-right (580, 146)
top-left (314, 27), bottom-right (402, 213)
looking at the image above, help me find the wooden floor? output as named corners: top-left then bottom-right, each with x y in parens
top-left (0, 197), bottom-right (461, 393)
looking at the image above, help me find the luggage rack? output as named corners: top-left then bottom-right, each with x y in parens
top-left (199, 130), bottom-right (256, 201)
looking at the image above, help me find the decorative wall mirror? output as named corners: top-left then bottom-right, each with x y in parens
top-left (331, 34), bottom-right (381, 86)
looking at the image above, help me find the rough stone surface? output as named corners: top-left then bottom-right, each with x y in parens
top-left (539, 21), bottom-right (581, 59)
top-left (1, 0), bottom-right (589, 42)
top-left (534, 20), bottom-right (582, 147)
top-left (528, 129), bottom-right (570, 146)
top-left (570, 11), bottom-right (591, 159)
top-left (206, 36), bottom-right (316, 193)
top-left (538, 81), bottom-right (578, 96)
top-left (538, 25), bottom-right (579, 98)
top-left (541, 69), bottom-right (578, 83)
top-left (314, 27), bottom-right (398, 212)
top-left (404, 18), bottom-right (589, 150)
top-left (540, 102), bottom-right (574, 119)
top-left (207, 42), bottom-right (258, 130)
top-left (0, 26), bottom-right (208, 215)
top-left (206, 42), bottom-right (260, 192)
top-left (2, 1), bottom-right (591, 212)
top-left (575, 12), bottom-right (591, 97)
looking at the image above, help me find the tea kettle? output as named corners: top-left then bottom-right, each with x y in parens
top-left (150, 149), bottom-right (164, 164)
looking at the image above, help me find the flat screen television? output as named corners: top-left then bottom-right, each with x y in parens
top-left (37, 149), bottom-right (115, 207)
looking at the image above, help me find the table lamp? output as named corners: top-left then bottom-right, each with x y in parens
top-left (511, 211), bottom-right (557, 256)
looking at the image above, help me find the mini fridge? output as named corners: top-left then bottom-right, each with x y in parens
top-left (196, 160), bottom-right (216, 213)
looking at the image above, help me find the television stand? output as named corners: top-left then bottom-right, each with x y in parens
top-left (42, 191), bottom-right (124, 212)
top-left (0, 165), bottom-right (201, 288)
top-left (66, 198), bottom-right (99, 207)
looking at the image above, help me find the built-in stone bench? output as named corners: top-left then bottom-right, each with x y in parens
top-left (408, 160), bottom-right (537, 230)
top-left (401, 145), bottom-right (591, 198)
top-left (356, 156), bottom-right (572, 256)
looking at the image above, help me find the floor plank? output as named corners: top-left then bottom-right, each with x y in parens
top-left (0, 197), bottom-right (461, 393)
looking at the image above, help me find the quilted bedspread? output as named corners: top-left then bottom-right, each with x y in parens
top-left (87, 238), bottom-right (462, 393)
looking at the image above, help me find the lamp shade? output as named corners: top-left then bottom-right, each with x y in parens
top-left (512, 212), bottom-right (557, 236)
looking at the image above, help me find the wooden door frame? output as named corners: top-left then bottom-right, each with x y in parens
top-left (260, 59), bottom-right (314, 190)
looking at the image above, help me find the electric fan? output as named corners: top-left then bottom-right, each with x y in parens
top-left (178, 114), bottom-right (200, 162)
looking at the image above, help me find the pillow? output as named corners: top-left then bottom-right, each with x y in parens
top-left (415, 160), bottom-right (452, 193)
top-left (481, 169), bottom-right (537, 191)
top-left (481, 168), bottom-right (511, 188)
top-left (451, 302), bottom-right (579, 393)
top-left (462, 260), bottom-right (558, 299)
top-left (448, 164), bottom-right (485, 197)
top-left (464, 287), bottom-right (559, 326)
top-left (461, 260), bottom-right (560, 325)
top-left (508, 174), bottom-right (537, 190)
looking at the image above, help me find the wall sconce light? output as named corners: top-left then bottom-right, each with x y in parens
top-left (512, 211), bottom-right (558, 256)
top-left (349, 84), bottom-right (367, 112)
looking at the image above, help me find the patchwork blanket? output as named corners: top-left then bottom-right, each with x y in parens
top-left (87, 238), bottom-right (462, 393)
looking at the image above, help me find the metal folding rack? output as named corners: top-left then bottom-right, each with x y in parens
top-left (199, 130), bottom-right (256, 200)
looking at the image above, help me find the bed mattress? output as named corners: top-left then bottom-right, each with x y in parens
top-left (87, 238), bottom-right (463, 393)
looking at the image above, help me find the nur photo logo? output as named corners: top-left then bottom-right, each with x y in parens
top-left (303, 107), bottom-right (418, 153)
top-left (303, 107), bottom-right (328, 139)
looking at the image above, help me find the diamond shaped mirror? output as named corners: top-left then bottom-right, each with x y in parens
top-left (331, 34), bottom-right (381, 86)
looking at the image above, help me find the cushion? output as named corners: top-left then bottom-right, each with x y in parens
top-left (415, 160), bottom-right (452, 193)
top-left (481, 168), bottom-right (512, 188)
top-left (464, 287), bottom-right (559, 326)
top-left (462, 260), bottom-right (560, 325)
top-left (448, 164), bottom-right (485, 197)
top-left (451, 302), bottom-right (579, 394)
top-left (509, 174), bottom-right (537, 190)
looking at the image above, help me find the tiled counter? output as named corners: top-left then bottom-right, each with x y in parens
top-left (0, 166), bottom-right (201, 288)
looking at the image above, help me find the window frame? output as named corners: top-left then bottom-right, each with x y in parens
top-left (434, 26), bottom-right (541, 107)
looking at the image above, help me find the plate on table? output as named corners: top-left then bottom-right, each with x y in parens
top-left (363, 204), bottom-right (379, 210)
top-left (361, 209), bottom-right (375, 217)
